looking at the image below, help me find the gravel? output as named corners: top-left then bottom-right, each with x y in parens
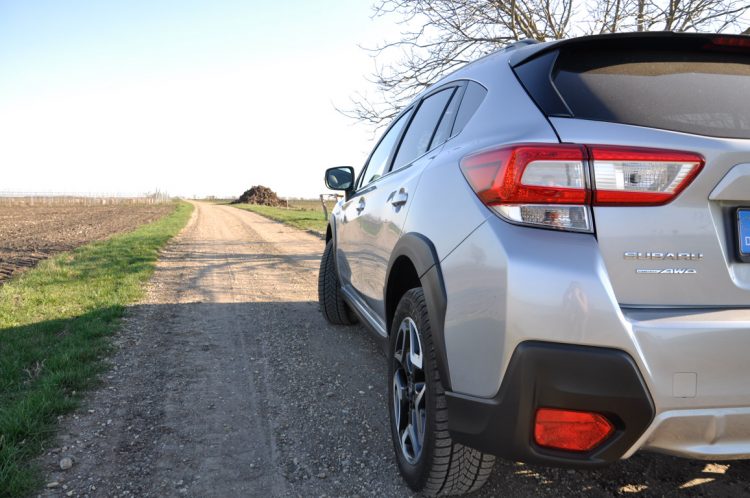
top-left (36, 201), bottom-right (750, 497)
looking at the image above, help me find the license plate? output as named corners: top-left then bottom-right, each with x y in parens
top-left (739, 209), bottom-right (750, 257)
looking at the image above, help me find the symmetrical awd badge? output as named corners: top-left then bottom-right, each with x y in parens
top-left (624, 251), bottom-right (703, 275)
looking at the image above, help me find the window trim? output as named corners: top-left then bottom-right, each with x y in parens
top-left (448, 80), bottom-right (488, 138)
top-left (390, 86), bottom-right (459, 174)
top-left (353, 105), bottom-right (415, 193)
top-left (427, 84), bottom-right (467, 150)
top-left (352, 79), bottom-right (482, 195)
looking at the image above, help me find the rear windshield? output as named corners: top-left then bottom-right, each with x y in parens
top-left (553, 49), bottom-right (750, 139)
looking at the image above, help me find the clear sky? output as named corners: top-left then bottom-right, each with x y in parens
top-left (0, 0), bottom-right (395, 198)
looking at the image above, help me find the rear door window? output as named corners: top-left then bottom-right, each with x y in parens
top-left (392, 88), bottom-right (455, 171)
top-left (553, 49), bottom-right (750, 139)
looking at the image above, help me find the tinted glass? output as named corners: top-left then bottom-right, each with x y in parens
top-left (452, 82), bottom-right (487, 136)
top-left (392, 88), bottom-right (454, 171)
top-left (554, 49), bottom-right (750, 139)
top-left (430, 88), bottom-right (461, 149)
top-left (359, 111), bottom-right (410, 188)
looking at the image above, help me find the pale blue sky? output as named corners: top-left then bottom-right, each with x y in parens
top-left (0, 1), bottom-right (395, 197)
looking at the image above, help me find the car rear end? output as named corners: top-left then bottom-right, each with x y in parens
top-left (440, 33), bottom-right (750, 464)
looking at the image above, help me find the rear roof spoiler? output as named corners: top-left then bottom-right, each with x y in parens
top-left (508, 31), bottom-right (750, 67)
top-left (509, 31), bottom-right (750, 119)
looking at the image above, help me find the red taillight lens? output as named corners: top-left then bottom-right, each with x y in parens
top-left (534, 408), bottom-right (614, 452)
top-left (590, 146), bottom-right (704, 206)
top-left (459, 143), bottom-right (704, 232)
top-left (460, 144), bottom-right (589, 205)
top-left (460, 144), bottom-right (592, 232)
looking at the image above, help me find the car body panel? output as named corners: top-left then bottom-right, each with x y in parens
top-left (440, 216), bottom-right (635, 398)
top-left (341, 148), bottom-right (439, 318)
top-left (401, 59), bottom-right (560, 263)
top-left (550, 117), bottom-right (750, 306)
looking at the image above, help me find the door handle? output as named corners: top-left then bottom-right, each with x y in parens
top-left (356, 198), bottom-right (366, 213)
top-left (390, 188), bottom-right (408, 207)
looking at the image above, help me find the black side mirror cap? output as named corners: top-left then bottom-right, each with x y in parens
top-left (324, 166), bottom-right (355, 192)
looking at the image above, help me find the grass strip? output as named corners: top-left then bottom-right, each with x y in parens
top-left (230, 203), bottom-right (328, 235)
top-left (0, 201), bottom-right (193, 497)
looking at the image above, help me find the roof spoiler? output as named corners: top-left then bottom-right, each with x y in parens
top-left (508, 31), bottom-right (750, 67)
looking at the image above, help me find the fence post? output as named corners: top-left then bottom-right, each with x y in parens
top-left (319, 194), bottom-right (328, 221)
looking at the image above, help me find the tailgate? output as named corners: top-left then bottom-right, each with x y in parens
top-left (513, 33), bottom-right (750, 306)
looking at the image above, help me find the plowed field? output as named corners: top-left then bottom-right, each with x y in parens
top-left (0, 204), bottom-right (175, 283)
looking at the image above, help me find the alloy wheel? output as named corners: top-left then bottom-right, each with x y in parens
top-left (392, 316), bottom-right (426, 464)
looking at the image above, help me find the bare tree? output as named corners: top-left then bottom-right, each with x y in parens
top-left (342, 0), bottom-right (750, 127)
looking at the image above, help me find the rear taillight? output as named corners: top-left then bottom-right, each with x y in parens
top-left (590, 146), bottom-right (704, 206)
top-left (459, 144), bottom-right (704, 232)
top-left (460, 144), bottom-right (591, 232)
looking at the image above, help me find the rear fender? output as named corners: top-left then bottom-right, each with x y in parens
top-left (386, 233), bottom-right (450, 390)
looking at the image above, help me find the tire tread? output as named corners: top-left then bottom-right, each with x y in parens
top-left (393, 288), bottom-right (495, 496)
top-left (318, 240), bottom-right (356, 325)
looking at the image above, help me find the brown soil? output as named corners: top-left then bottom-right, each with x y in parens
top-left (236, 185), bottom-right (282, 206)
top-left (0, 204), bottom-right (175, 283)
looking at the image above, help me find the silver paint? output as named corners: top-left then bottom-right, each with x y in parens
top-left (329, 45), bottom-right (750, 461)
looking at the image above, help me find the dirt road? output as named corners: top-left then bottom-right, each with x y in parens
top-left (40, 201), bottom-right (750, 497)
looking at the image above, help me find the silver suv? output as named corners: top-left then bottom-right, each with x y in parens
top-left (318, 32), bottom-right (750, 496)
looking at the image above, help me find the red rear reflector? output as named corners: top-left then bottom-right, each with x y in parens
top-left (534, 408), bottom-right (614, 452)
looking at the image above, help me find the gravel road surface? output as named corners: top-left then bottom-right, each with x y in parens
top-left (39, 201), bottom-right (750, 497)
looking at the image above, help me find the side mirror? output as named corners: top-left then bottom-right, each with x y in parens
top-left (324, 166), bottom-right (355, 192)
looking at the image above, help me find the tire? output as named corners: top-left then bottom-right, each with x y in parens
top-left (388, 288), bottom-right (495, 496)
top-left (318, 239), bottom-right (357, 325)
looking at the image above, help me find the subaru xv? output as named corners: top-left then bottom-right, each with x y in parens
top-left (318, 32), bottom-right (750, 496)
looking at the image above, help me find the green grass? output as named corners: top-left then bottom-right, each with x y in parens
top-left (231, 202), bottom-right (333, 234)
top-left (0, 201), bottom-right (193, 497)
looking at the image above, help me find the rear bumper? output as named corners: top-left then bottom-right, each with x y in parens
top-left (439, 216), bottom-right (750, 463)
top-left (627, 407), bottom-right (750, 460)
top-left (445, 341), bottom-right (654, 466)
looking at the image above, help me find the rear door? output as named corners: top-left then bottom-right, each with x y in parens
top-left (343, 84), bottom-right (462, 318)
top-left (514, 34), bottom-right (750, 306)
top-left (336, 109), bottom-right (412, 294)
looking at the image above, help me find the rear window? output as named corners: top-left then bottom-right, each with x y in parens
top-left (553, 49), bottom-right (750, 139)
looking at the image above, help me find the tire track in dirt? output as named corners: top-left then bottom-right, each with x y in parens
top-left (38, 201), bottom-right (404, 497)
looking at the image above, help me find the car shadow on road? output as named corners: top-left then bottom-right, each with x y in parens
top-left (8, 301), bottom-right (750, 497)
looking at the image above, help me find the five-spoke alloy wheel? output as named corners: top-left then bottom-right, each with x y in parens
top-left (392, 316), bottom-right (427, 464)
top-left (388, 288), bottom-right (495, 496)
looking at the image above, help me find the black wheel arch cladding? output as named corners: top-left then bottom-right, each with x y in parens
top-left (385, 233), bottom-right (451, 392)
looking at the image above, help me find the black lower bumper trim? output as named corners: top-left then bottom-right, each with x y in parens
top-left (446, 341), bottom-right (654, 467)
